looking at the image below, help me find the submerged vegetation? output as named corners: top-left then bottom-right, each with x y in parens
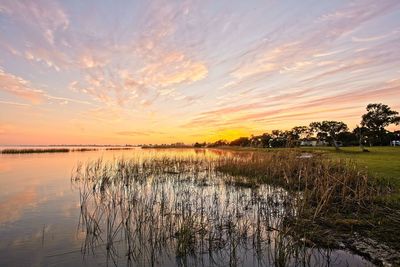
top-left (71, 150), bottom-right (399, 266)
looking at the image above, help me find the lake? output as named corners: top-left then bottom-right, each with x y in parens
top-left (0, 148), bottom-right (375, 266)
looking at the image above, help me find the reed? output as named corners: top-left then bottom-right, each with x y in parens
top-left (0, 147), bottom-right (101, 154)
top-left (1, 148), bottom-right (70, 153)
top-left (216, 150), bottom-right (385, 217)
top-left (70, 151), bottom-right (386, 266)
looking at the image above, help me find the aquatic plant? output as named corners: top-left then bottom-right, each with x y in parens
top-left (71, 152), bottom-right (378, 266)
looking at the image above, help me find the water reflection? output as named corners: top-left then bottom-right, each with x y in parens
top-left (0, 149), bottom-right (374, 266)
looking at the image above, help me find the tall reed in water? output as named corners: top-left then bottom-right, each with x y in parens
top-left (71, 151), bottom-right (381, 266)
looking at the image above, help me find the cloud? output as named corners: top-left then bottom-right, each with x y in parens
top-left (313, 50), bottom-right (345, 58)
top-left (230, 43), bottom-right (295, 79)
top-left (0, 68), bottom-right (94, 106)
top-left (352, 34), bottom-right (391, 43)
top-left (71, 51), bottom-right (207, 107)
top-left (184, 78), bottom-right (400, 131)
top-left (1, 0), bottom-right (209, 108)
top-left (78, 54), bottom-right (109, 69)
top-left (0, 0), bottom-right (69, 45)
top-left (0, 68), bottom-right (46, 103)
top-left (45, 95), bottom-right (93, 106)
top-left (139, 52), bottom-right (208, 87)
top-left (227, 0), bottom-right (400, 82)
top-left (0, 100), bottom-right (31, 107)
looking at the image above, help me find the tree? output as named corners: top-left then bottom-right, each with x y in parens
top-left (193, 142), bottom-right (206, 148)
top-left (337, 131), bottom-right (358, 146)
top-left (291, 126), bottom-right (309, 139)
top-left (361, 103), bottom-right (400, 145)
top-left (207, 140), bottom-right (228, 147)
top-left (250, 133), bottom-right (272, 148)
top-left (309, 121), bottom-right (349, 150)
top-left (289, 126), bottom-right (310, 146)
top-left (353, 125), bottom-right (370, 151)
top-left (229, 137), bottom-right (250, 147)
top-left (270, 130), bottom-right (289, 147)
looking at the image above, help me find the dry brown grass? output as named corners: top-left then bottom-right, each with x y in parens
top-left (216, 150), bottom-right (385, 217)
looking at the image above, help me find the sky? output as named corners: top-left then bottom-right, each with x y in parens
top-left (0, 0), bottom-right (400, 145)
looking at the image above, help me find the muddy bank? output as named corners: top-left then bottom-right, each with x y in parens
top-left (293, 218), bottom-right (400, 266)
top-left (345, 233), bottom-right (400, 267)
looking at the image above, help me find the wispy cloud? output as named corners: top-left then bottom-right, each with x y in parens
top-left (0, 100), bottom-right (31, 107)
top-left (139, 52), bottom-right (208, 88)
top-left (0, 67), bottom-right (94, 106)
top-left (0, 68), bottom-right (46, 103)
top-left (184, 79), bottom-right (400, 131)
top-left (0, 0), bottom-right (69, 43)
top-left (351, 32), bottom-right (394, 43)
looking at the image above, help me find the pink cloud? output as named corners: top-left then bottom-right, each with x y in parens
top-left (0, 0), bottom-right (69, 44)
top-left (0, 68), bottom-right (46, 104)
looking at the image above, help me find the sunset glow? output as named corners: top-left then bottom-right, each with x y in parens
top-left (1, 0), bottom-right (400, 145)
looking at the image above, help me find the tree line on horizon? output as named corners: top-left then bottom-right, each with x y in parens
top-left (194, 103), bottom-right (400, 151)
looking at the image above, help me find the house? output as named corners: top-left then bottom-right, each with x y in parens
top-left (391, 140), bottom-right (400, 146)
top-left (300, 139), bottom-right (329, 147)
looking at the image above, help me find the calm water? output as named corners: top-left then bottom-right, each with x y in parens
top-left (0, 148), bottom-right (375, 266)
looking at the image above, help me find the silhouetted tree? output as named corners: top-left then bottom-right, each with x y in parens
top-left (291, 126), bottom-right (309, 140)
top-left (337, 131), bottom-right (357, 146)
top-left (286, 126), bottom-right (310, 146)
top-left (309, 121), bottom-right (348, 150)
top-left (250, 133), bottom-right (272, 147)
top-left (361, 103), bottom-right (400, 145)
top-left (353, 125), bottom-right (370, 151)
top-left (193, 142), bottom-right (206, 148)
top-left (269, 130), bottom-right (288, 147)
top-left (230, 137), bottom-right (250, 147)
top-left (207, 140), bottom-right (228, 147)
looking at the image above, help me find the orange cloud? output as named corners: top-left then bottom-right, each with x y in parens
top-left (0, 68), bottom-right (46, 104)
top-left (139, 52), bottom-right (208, 87)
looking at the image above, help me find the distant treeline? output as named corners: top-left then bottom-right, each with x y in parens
top-left (194, 103), bottom-right (400, 150)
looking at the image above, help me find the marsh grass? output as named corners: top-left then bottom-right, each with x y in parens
top-left (216, 150), bottom-right (400, 265)
top-left (216, 150), bottom-right (385, 217)
top-left (1, 148), bottom-right (71, 153)
top-left (0, 147), bottom-right (135, 154)
top-left (71, 152), bottom-right (383, 266)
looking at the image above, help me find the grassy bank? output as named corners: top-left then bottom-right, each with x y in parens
top-left (216, 147), bottom-right (400, 264)
top-left (301, 146), bottom-right (400, 187)
top-left (217, 146), bottom-right (400, 193)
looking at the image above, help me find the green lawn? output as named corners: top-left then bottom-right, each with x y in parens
top-left (220, 145), bottom-right (400, 193)
top-left (301, 146), bottom-right (400, 187)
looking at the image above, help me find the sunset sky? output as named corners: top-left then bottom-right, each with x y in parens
top-left (1, 0), bottom-right (400, 145)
